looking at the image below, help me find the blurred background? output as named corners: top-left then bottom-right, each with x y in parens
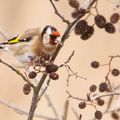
top-left (0, 0), bottom-right (120, 120)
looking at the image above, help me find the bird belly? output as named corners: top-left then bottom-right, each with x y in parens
top-left (15, 51), bottom-right (35, 65)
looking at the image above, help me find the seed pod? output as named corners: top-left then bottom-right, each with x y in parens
top-left (91, 61), bottom-right (100, 69)
top-left (94, 15), bottom-right (106, 28)
top-left (68, 0), bottom-right (80, 9)
top-left (80, 25), bottom-right (94, 40)
top-left (111, 112), bottom-right (119, 119)
top-left (105, 22), bottom-right (115, 33)
top-left (99, 82), bottom-right (108, 92)
top-left (71, 9), bottom-right (80, 18)
top-left (28, 71), bottom-right (37, 79)
top-left (95, 111), bottom-right (102, 119)
top-left (80, 34), bottom-right (90, 40)
top-left (49, 73), bottom-right (59, 80)
top-left (46, 63), bottom-right (58, 73)
top-left (74, 20), bottom-right (88, 35)
top-left (78, 102), bottom-right (86, 109)
top-left (89, 84), bottom-right (97, 92)
top-left (42, 53), bottom-right (50, 61)
top-left (97, 98), bottom-right (105, 106)
top-left (111, 69), bottom-right (120, 76)
top-left (71, 9), bottom-right (86, 19)
top-left (110, 13), bottom-right (120, 24)
top-left (23, 83), bottom-right (31, 95)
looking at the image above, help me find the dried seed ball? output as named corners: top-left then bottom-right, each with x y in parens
top-left (23, 83), bottom-right (31, 95)
top-left (80, 25), bottom-right (94, 40)
top-left (46, 63), bottom-right (58, 73)
top-left (95, 111), bottom-right (102, 119)
top-left (68, 0), bottom-right (80, 9)
top-left (105, 22), bottom-right (116, 33)
top-left (78, 102), bottom-right (86, 109)
top-left (71, 9), bottom-right (80, 19)
top-left (89, 84), bottom-right (97, 92)
top-left (110, 13), bottom-right (120, 24)
top-left (41, 53), bottom-right (50, 61)
top-left (71, 9), bottom-right (86, 19)
top-left (111, 69), bottom-right (120, 76)
top-left (79, 8), bottom-right (86, 15)
top-left (28, 71), bottom-right (37, 79)
top-left (80, 34), bottom-right (90, 40)
top-left (74, 20), bottom-right (88, 35)
top-left (49, 73), bottom-right (59, 80)
top-left (87, 25), bottom-right (94, 35)
top-left (111, 112), bottom-right (119, 119)
top-left (99, 82), bottom-right (108, 92)
top-left (94, 15), bottom-right (106, 28)
top-left (91, 61), bottom-right (100, 69)
top-left (97, 98), bottom-right (105, 106)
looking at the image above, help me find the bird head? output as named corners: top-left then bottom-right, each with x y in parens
top-left (41, 25), bottom-right (62, 47)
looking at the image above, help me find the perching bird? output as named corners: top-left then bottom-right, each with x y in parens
top-left (0, 25), bottom-right (62, 66)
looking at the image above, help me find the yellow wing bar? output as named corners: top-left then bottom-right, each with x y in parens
top-left (7, 37), bottom-right (19, 44)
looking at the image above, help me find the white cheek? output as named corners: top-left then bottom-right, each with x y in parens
top-left (47, 28), bottom-right (52, 34)
top-left (43, 34), bottom-right (50, 44)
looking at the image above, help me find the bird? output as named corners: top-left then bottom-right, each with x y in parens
top-left (0, 25), bottom-right (62, 67)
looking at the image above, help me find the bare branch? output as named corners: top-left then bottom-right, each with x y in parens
top-left (44, 92), bottom-right (61, 119)
top-left (62, 100), bottom-right (69, 120)
top-left (59, 50), bottom-right (75, 68)
top-left (91, 92), bottom-right (120, 101)
top-left (49, 0), bottom-right (70, 25)
top-left (66, 91), bottom-right (85, 101)
top-left (71, 107), bottom-right (79, 120)
top-left (0, 59), bottom-right (34, 88)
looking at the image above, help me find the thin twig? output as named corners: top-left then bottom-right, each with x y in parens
top-left (38, 78), bottom-right (51, 101)
top-left (91, 92), bottom-right (120, 101)
top-left (66, 91), bottom-right (85, 101)
top-left (71, 107), bottom-right (79, 120)
top-left (62, 100), bottom-right (69, 120)
top-left (49, 0), bottom-right (70, 25)
top-left (67, 90), bottom-right (120, 102)
top-left (105, 95), bottom-right (114, 112)
top-left (64, 65), bottom-right (87, 86)
top-left (0, 59), bottom-right (34, 88)
top-left (59, 50), bottom-right (75, 68)
top-left (44, 92), bottom-right (61, 119)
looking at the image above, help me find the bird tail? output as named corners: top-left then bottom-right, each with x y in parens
top-left (0, 36), bottom-right (20, 49)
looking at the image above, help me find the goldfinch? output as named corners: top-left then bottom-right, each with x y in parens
top-left (0, 25), bottom-right (62, 66)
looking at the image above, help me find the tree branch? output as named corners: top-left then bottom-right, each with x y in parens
top-left (0, 59), bottom-right (34, 88)
top-left (49, 0), bottom-right (70, 25)
top-left (91, 92), bottom-right (120, 101)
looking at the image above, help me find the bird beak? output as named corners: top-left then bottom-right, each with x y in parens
top-left (51, 31), bottom-right (63, 46)
top-left (55, 37), bottom-right (63, 46)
